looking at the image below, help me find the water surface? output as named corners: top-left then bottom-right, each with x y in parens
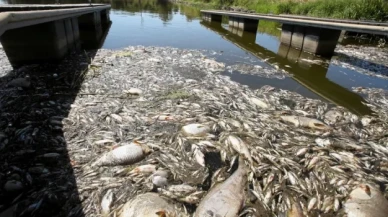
top-left (2, 0), bottom-right (387, 115)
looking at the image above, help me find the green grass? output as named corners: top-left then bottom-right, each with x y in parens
top-left (190, 0), bottom-right (388, 21)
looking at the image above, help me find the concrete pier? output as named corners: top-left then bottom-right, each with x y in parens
top-left (280, 24), bottom-right (341, 56)
top-left (0, 4), bottom-right (110, 67)
top-left (228, 16), bottom-right (258, 32)
top-left (202, 13), bottom-right (222, 22)
top-left (1, 19), bottom-right (79, 66)
top-left (101, 9), bottom-right (111, 24)
top-left (202, 9), bottom-right (388, 56)
top-left (303, 27), bottom-right (341, 56)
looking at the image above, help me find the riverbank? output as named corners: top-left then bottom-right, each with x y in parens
top-left (1, 46), bottom-right (388, 216)
top-left (174, 0), bottom-right (388, 21)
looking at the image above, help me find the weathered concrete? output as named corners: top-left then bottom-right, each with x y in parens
top-left (202, 13), bottom-right (222, 22)
top-left (280, 24), bottom-right (293, 45)
top-left (303, 27), bottom-right (341, 56)
top-left (280, 24), bottom-right (341, 56)
top-left (1, 20), bottom-right (71, 66)
top-left (101, 9), bottom-right (111, 24)
top-left (78, 11), bottom-right (103, 49)
top-left (0, 4), bottom-right (110, 66)
top-left (291, 26), bottom-right (305, 49)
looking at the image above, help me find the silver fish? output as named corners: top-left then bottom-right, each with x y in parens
top-left (194, 157), bottom-right (247, 217)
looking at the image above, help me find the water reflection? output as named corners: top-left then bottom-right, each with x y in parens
top-left (201, 21), bottom-right (372, 115)
top-left (0, 0), bottom-right (384, 116)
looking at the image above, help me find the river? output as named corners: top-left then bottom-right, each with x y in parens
top-left (2, 0), bottom-right (387, 115)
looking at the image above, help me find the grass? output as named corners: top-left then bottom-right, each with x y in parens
top-left (189, 0), bottom-right (388, 21)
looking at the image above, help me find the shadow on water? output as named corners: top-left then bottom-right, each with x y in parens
top-left (334, 52), bottom-right (388, 75)
top-left (200, 21), bottom-right (373, 116)
top-left (0, 21), bottom-right (111, 217)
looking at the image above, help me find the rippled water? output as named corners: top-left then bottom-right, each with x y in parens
top-left (1, 0), bottom-right (387, 115)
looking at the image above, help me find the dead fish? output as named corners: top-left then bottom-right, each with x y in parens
top-left (119, 193), bottom-right (185, 217)
top-left (194, 157), bottom-right (247, 217)
top-left (167, 184), bottom-right (197, 194)
top-left (123, 88), bottom-right (142, 95)
top-left (101, 189), bottom-right (114, 216)
top-left (281, 116), bottom-right (331, 130)
top-left (152, 175), bottom-right (168, 187)
top-left (344, 184), bottom-right (388, 217)
top-left (129, 164), bottom-right (157, 175)
top-left (182, 124), bottom-right (210, 137)
top-left (225, 135), bottom-right (253, 163)
top-left (251, 97), bottom-right (269, 109)
top-left (92, 142), bottom-right (151, 166)
top-left (191, 144), bottom-right (205, 167)
top-left (287, 201), bottom-right (305, 217)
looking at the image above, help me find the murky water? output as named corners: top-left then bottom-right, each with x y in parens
top-left (2, 0), bottom-right (387, 115)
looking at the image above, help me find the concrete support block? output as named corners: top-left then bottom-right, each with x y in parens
top-left (228, 16), bottom-right (234, 26)
top-left (303, 27), bottom-right (341, 56)
top-left (78, 11), bottom-right (103, 49)
top-left (71, 18), bottom-right (81, 50)
top-left (280, 24), bottom-right (293, 45)
top-left (229, 16), bottom-right (239, 27)
top-left (228, 26), bottom-right (256, 43)
top-left (291, 25), bottom-right (305, 49)
top-left (202, 13), bottom-right (209, 21)
top-left (241, 18), bottom-right (258, 32)
top-left (229, 17), bottom-right (258, 32)
top-left (210, 14), bottom-right (222, 22)
top-left (78, 11), bottom-right (102, 30)
top-left (202, 13), bottom-right (221, 22)
top-left (64, 19), bottom-right (76, 51)
top-left (277, 44), bottom-right (290, 58)
top-left (101, 9), bottom-right (111, 24)
top-left (287, 47), bottom-right (302, 62)
top-left (0, 20), bottom-right (70, 66)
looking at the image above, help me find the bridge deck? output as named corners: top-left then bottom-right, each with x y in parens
top-left (200, 10), bottom-right (388, 36)
top-left (0, 4), bottom-right (110, 35)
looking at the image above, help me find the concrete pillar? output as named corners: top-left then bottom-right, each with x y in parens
top-left (210, 14), bottom-right (222, 22)
top-left (277, 43), bottom-right (290, 58)
top-left (0, 20), bottom-right (77, 66)
top-left (202, 13), bottom-right (221, 22)
top-left (303, 27), bottom-right (341, 56)
top-left (338, 30), bottom-right (346, 43)
top-left (280, 24), bottom-right (293, 45)
top-left (64, 19), bottom-right (76, 52)
top-left (229, 16), bottom-right (258, 32)
top-left (287, 47), bottom-right (302, 62)
top-left (291, 25), bottom-right (305, 49)
top-left (240, 18), bottom-right (258, 32)
top-left (78, 11), bottom-right (103, 49)
top-left (71, 18), bottom-right (81, 50)
top-left (101, 9), bottom-right (111, 25)
top-left (228, 16), bottom-right (234, 27)
top-left (230, 16), bottom-right (239, 28)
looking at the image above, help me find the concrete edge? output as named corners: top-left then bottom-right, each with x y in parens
top-left (0, 5), bottom-right (110, 35)
top-left (200, 10), bottom-right (388, 35)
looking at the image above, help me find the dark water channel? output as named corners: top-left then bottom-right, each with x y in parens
top-left (2, 0), bottom-right (388, 115)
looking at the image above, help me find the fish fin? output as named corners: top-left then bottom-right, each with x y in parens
top-left (155, 210), bottom-right (167, 217)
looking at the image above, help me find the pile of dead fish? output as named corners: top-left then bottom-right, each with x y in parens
top-left (226, 63), bottom-right (290, 79)
top-left (1, 46), bottom-right (388, 217)
top-left (333, 45), bottom-right (388, 79)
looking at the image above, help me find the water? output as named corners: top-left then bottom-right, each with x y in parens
top-left (2, 0), bottom-right (387, 115)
